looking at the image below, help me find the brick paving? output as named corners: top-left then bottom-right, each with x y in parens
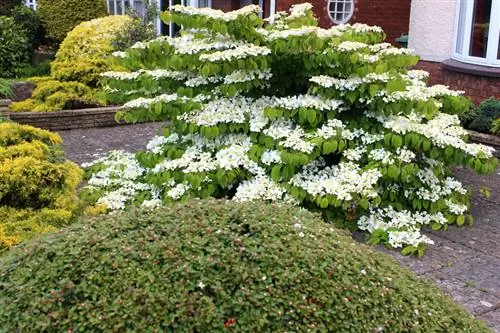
top-left (58, 123), bottom-right (500, 332)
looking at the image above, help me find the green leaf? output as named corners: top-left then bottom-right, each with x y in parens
top-left (319, 197), bottom-right (329, 209)
top-left (456, 215), bottom-right (465, 226)
top-left (387, 165), bottom-right (400, 180)
top-left (271, 165), bottom-right (281, 181)
top-left (322, 140), bottom-right (338, 154)
top-left (391, 135), bottom-right (403, 148)
top-left (401, 245), bottom-right (417, 256)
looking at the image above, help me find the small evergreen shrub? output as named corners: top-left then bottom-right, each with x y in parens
top-left (0, 199), bottom-right (491, 332)
top-left (0, 16), bottom-right (30, 78)
top-left (0, 122), bottom-right (82, 250)
top-left (84, 4), bottom-right (498, 255)
top-left (10, 79), bottom-right (100, 112)
top-left (51, 15), bottom-right (135, 86)
top-left (37, 0), bottom-right (108, 44)
top-left (468, 98), bottom-right (500, 134)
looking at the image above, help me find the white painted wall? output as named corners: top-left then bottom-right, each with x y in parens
top-left (408, 0), bottom-right (457, 62)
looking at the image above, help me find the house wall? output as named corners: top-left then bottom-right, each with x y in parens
top-left (414, 61), bottom-right (500, 104)
top-left (353, 0), bottom-right (411, 43)
top-left (408, 0), bottom-right (457, 62)
top-left (276, 0), bottom-right (411, 43)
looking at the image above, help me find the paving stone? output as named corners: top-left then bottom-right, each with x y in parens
top-left (479, 309), bottom-right (500, 333)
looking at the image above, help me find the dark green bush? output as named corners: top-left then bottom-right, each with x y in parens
top-left (0, 199), bottom-right (490, 332)
top-left (0, 0), bottom-right (21, 16)
top-left (468, 98), bottom-right (500, 134)
top-left (18, 59), bottom-right (52, 78)
top-left (10, 4), bottom-right (45, 49)
top-left (0, 16), bottom-right (30, 78)
top-left (37, 0), bottom-right (108, 44)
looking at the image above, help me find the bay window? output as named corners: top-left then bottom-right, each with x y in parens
top-left (453, 0), bottom-right (500, 67)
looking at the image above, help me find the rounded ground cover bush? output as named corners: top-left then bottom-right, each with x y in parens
top-left (0, 199), bottom-right (489, 332)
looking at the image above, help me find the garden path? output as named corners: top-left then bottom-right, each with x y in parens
top-left (58, 123), bottom-right (500, 332)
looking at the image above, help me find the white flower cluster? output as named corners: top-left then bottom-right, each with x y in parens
top-left (264, 120), bottom-right (315, 153)
top-left (199, 44), bottom-right (271, 62)
top-left (146, 134), bottom-right (181, 154)
top-left (314, 119), bottom-right (345, 139)
top-left (368, 147), bottom-right (416, 165)
top-left (379, 47), bottom-right (416, 56)
top-left (170, 4), bottom-right (261, 22)
top-left (223, 69), bottom-right (272, 84)
top-left (310, 73), bottom-right (390, 92)
top-left (358, 206), bottom-right (448, 247)
top-left (122, 93), bottom-right (179, 109)
top-left (290, 160), bottom-right (381, 200)
top-left (272, 95), bottom-right (343, 112)
top-left (184, 74), bottom-right (222, 87)
top-left (84, 151), bottom-right (156, 210)
top-left (261, 149), bottom-right (282, 165)
top-left (310, 75), bottom-right (362, 90)
top-left (372, 112), bottom-right (495, 158)
top-left (266, 26), bottom-right (317, 41)
top-left (289, 3), bottom-right (313, 19)
top-left (337, 41), bottom-right (368, 52)
top-left (166, 34), bottom-right (246, 55)
top-left (102, 69), bottom-right (191, 81)
top-left (180, 97), bottom-right (251, 126)
top-left (404, 167), bottom-right (467, 203)
top-left (406, 69), bottom-right (430, 81)
top-left (233, 175), bottom-right (287, 202)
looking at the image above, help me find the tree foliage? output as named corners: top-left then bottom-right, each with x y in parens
top-left (83, 4), bottom-right (498, 254)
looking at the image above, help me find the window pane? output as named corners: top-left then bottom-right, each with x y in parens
top-left (455, 0), bottom-right (467, 54)
top-left (469, 0), bottom-right (492, 58)
top-left (498, 34), bottom-right (500, 60)
top-left (108, 0), bottom-right (115, 14)
top-left (336, 2), bottom-right (344, 11)
top-left (116, 0), bottom-right (123, 15)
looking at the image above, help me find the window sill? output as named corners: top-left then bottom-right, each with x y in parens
top-left (443, 59), bottom-right (500, 78)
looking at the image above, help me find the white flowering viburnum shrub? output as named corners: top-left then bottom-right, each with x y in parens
top-left (83, 3), bottom-right (498, 255)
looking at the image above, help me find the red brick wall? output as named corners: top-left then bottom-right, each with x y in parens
top-left (414, 61), bottom-right (500, 104)
top-left (212, 0), bottom-right (239, 12)
top-left (276, 0), bottom-right (411, 43)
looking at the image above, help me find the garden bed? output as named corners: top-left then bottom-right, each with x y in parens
top-left (0, 106), bottom-right (128, 130)
top-left (467, 130), bottom-right (500, 157)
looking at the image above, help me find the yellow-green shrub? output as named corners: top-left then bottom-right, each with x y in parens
top-left (37, 0), bottom-right (108, 43)
top-left (10, 79), bottom-right (100, 112)
top-left (51, 15), bottom-right (133, 85)
top-left (0, 122), bottom-right (82, 250)
top-left (0, 207), bottom-right (70, 251)
top-left (0, 122), bottom-right (61, 146)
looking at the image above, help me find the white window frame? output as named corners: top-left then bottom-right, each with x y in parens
top-left (25, 0), bottom-right (37, 10)
top-left (162, 0), bottom-right (213, 37)
top-left (452, 0), bottom-right (500, 67)
top-left (327, 0), bottom-right (354, 25)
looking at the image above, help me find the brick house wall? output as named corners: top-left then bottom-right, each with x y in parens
top-left (276, 0), bottom-right (411, 43)
top-left (414, 61), bottom-right (500, 104)
top-left (213, 0), bottom-right (411, 44)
